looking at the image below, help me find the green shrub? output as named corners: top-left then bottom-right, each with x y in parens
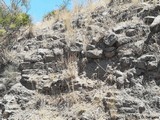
top-left (0, 0), bottom-right (31, 32)
top-left (0, 12), bottom-right (31, 30)
top-left (15, 13), bottom-right (31, 26)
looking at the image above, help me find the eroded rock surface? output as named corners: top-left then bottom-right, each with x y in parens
top-left (1, 2), bottom-right (160, 120)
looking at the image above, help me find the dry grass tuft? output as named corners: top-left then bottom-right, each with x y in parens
top-left (63, 61), bottom-right (78, 80)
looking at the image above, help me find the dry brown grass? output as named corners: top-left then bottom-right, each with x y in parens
top-left (14, 0), bottom-right (160, 35)
top-left (32, 0), bottom-right (151, 33)
top-left (63, 61), bottom-right (78, 80)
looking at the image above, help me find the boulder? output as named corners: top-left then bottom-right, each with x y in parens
top-left (44, 55), bottom-right (55, 63)
top-left (103, 33), bottom-right (118, 46)
top-left (2, 83), bottom-right (35, 119)
top-left (19, 62), bottom-right (31, 70)
top-left (20, 75), bottom-right (36, 90)
top-left (139, 103), bottom-right (145, 113)
top-left (144, 16), bottom-right (155, 25)
top-left (37, 49), bottom-right (52, 56)
top-left (116, 36), bottom-right (132, 47)
top-left (24, 55), bottom-right (43, 63)
top-left (85, 49), bottom-right (103, 59)
top-left (112, 23), bottom-right (129, 34)
top-left (114, 70), bottom-right (124, 77)
top-left (8, 83), bottom-right (35, 96)
top-left (33, 62), bottom-right (45, 69)
top-left (69, 42), bottom-right (83, 54)
top-left (135, 54), bottom-right (158, 70)
top-left (148, 61), bottom-right (158, 71)
top-left (86, 44), bottom-right (96, 50)
top-left (118, 107), bottom-right (137, 114)
top-left (53, 48), bottom-right (64, 56)
top-left (0, 84), bottom-right (6, 96)
top-left (150, 15), bottom-right (160, 33)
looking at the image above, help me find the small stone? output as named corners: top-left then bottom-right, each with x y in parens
top-left (19, 62), bottom-right (31, 70)
top-left (85, 49), bottom-right (103, 59)
top-left (22, 69), bottom-right (33, 75)
top-left (112, 22), bottom-right (129, 34)
top-left (0, 84), bottom-right (6, 96)
top-left (22, 75), bottom-right (30, 79)
top-left (24, 46), bottom-right (29, 51)
top-left (38, 49), bottom-right (52, 56)
top-left (45, 55), bottom-right (55, 63)
top-left (0, 102), bottom-right (5, 112)
top-left (102, 11), bottom-right (108, 16)
top-left (114, 70), bottom-right (124, 77)
top-left (43, 75), bottom-right (49, 80)
top-left (125, 29), bottom-right (137, 37)
top-left (104, 33), bottom-right (118, 46)
top-left (104, 51), bottom-right (116, 58)
top-left (148, 61), bottom-right (158, 70)
top-left (120, 57), bottom-right (132, 68)
top-left (33, 62), bottom-right (44, 69)
top-left (13, 45), bottom-right (18, 50)
top-left (24, 55), bottom-right (43, 63)
top-left (139, 105), bottom-right (145, 113)
top-left (53, 48), bottom-right (63, 56)
top-left (144, 16), bottom-right (155, 25)
top-left (2, 110), bottom-right (12, 119)
top-left (86, 44), bottom-right (95, 50)
top-left (116, 77), bottom-right (124, 89)
top-left (20, 77), bottom-right (36, 90)
top-left (37, 35), bottom-right (43, 41)
top-left (150, 15), bottom-right (160, 33)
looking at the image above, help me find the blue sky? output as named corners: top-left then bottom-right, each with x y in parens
top-left (28, 0), bottom-right (69, 23)
top-left (5, 0), bottom-right (88, 23)
top-left (5, 0), bottom-right (71, 23)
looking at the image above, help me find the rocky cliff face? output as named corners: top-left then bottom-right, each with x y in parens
top-left (1, 2), bottom-right (160, 120)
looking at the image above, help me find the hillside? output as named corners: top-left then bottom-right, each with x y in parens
top-left (1, 1), bottom-right (160, 120)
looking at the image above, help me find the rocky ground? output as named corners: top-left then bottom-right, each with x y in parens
top-left (1, 2), bottom-right (160, 120)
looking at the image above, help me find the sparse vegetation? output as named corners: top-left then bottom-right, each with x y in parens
top-left (0, 0), bottom-right (31, 34)
top-left (0, 0), bottom-right (31, 67)
top-left (1, 0), bottom-right (160, 120)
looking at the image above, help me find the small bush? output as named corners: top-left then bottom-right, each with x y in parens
top-left (0, 12), bottom-right (31, 30)
top-left (15, 13), bottom-right (31, 26)
top-left (0, 0), bottom-right (31, 33)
